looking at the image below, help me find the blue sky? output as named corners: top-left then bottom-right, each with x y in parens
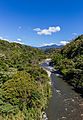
top-left (0, 0), bottom-right (83, 46)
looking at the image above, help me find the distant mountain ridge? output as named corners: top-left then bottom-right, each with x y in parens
top-left (38, 44), bottom-right (63, 50)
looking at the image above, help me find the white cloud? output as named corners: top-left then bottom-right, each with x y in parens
top-left (38, 40), bottom-right (70, 47)
top-left (14, 38), bottom-right (24, 44)
top-left (0, 37), bottom-right (3, 39)
top-left (60, 41), bottom-right (69, 45)
top-left (49, 26), bottom-right (60, 32)
top-left (3, 38), bottom-right (10, 41)
top-left (0, 36), bottom-right (10, 42)
top-left (34, 26), bottom-right (61, 35)
top-left (17, 38), bottom-right (22, 41)
top-left (42, 43), bottom-right (56, 46)
top-left (38, 42), bottom-right (62, 47)
top-left (33, 28), bottom-right (41, 31)
top-left (38, 29), bottom-right (52, 35)
top-left (13, 41), bottom-right (24, 44)
top-left (72, 33), bottom-right (77, 36)
top-left (0, 36), bottom-right (24, 44)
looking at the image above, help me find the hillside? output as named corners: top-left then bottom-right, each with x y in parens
top-left (0, 40), bottom-right (51, 120)
top-left (52, 35), bottom-right (83, 90)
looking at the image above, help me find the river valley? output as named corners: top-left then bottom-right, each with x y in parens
top-left (41, 61), bottom-right (83, 120)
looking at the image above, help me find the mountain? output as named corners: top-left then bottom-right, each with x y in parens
top-left (0, 39), bottom-right (51, 120)
top-left (52, 35), bottom-right (83, 90)
top-left (39, 44), bottom-right (63, 50)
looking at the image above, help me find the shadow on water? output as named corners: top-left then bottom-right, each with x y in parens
top-left (59, 75), bottom-right (83, 98)
top-left (52, 70), bottom-right (61, 74)
top-left (53, 69), bottom-right (83, 98)
top-left (72, 87), bottom-right (83, 98)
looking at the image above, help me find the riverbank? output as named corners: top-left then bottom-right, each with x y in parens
top-left (40, 59), bottom-right (52, 120)
top-left (41, 61), bottom-right (83, 120)
top-left (49, 60), bottom-right (83, 97)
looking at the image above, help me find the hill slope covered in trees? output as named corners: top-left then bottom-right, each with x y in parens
top-left (0, 40), bottom-right (51, 120)
top-left (52, 35), bottom-right (83, 90)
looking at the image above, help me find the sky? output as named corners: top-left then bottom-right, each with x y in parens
top-left (0, 0), bottom-right (83, 47)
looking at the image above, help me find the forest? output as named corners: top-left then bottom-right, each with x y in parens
top-left (0, 35), bottom-right (83, 120)
top-left (51, 35), bottom-right (83, 90)
top-left (0, 40), bottom-right (51, 120)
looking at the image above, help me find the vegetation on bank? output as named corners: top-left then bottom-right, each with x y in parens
top-left (0, 40), bottom-right (51, 120)
top-left (52, 35), bottom-right (83, 89)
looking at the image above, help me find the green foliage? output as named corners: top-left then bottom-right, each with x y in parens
top-left (61, 35), bottom-right (83, 58)
top-left (52, 53), bottom-right (64, 65)
top-left (52, 35), bottom-right (83, 89)
top-left (0, 40), bottom-right (51, 120)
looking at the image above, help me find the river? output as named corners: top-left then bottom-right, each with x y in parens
top-left (41, 61), bottom-right (83, 120)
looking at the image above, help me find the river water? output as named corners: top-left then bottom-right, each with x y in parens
top-left (41, 62), bottom-right (83, 120)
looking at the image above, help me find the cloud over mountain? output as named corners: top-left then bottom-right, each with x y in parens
top-left (17, 38), bottom-right (22, 41)
top-left (60, 41), bottom-right (69, 45)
